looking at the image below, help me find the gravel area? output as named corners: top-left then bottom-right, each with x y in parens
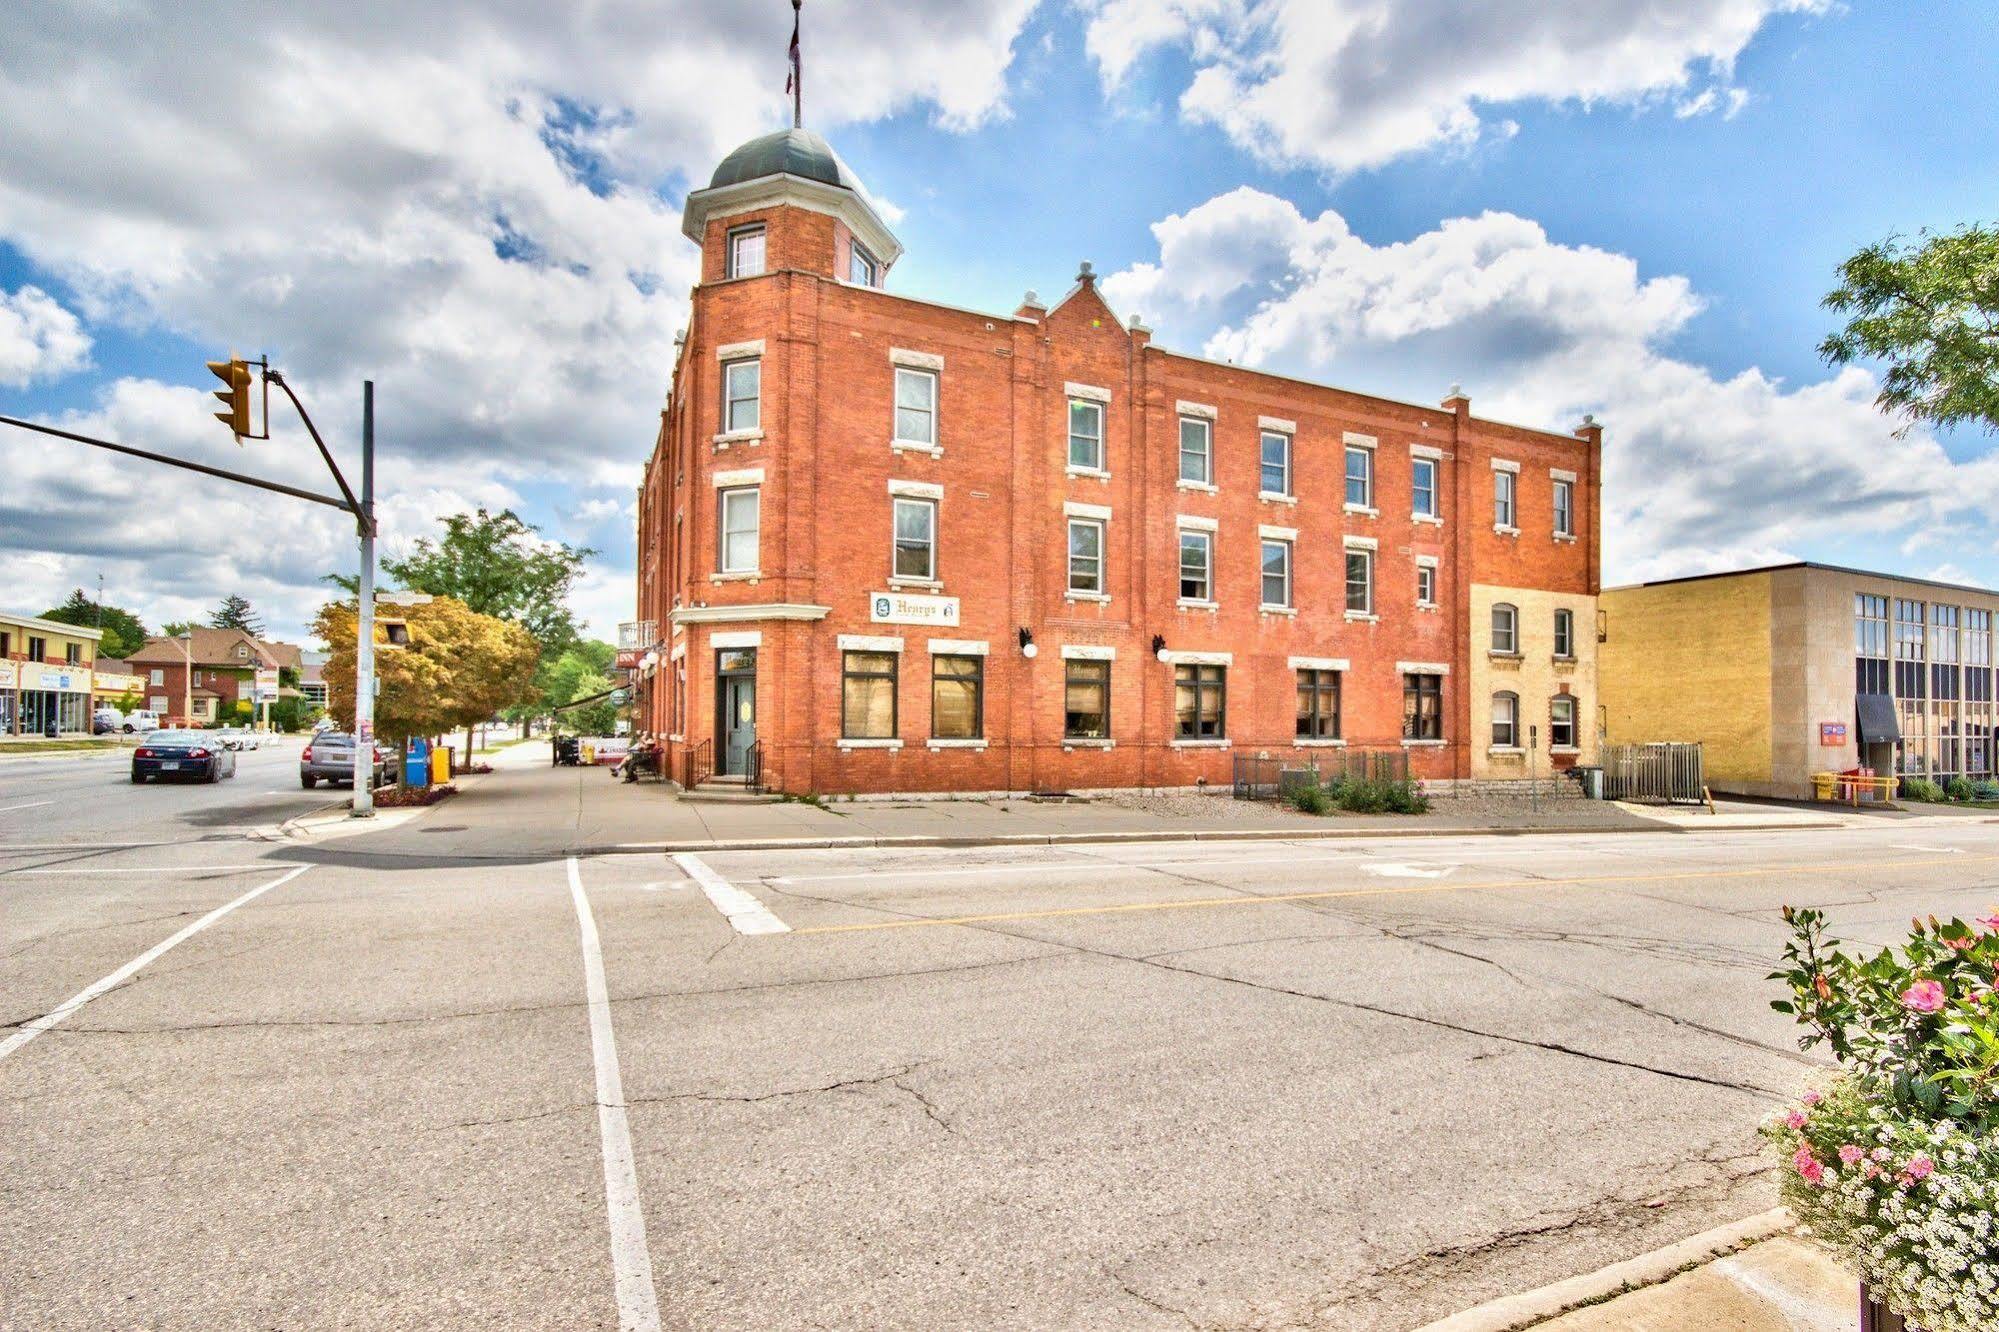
top-left (1091, 789), bottom-right (1318, 823)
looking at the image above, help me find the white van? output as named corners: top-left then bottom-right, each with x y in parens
top-left (122, 710), bottom-right (161, 733)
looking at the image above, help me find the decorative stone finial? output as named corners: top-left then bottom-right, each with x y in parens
top-left (1582, 413), bottom-right (1598, 428)
top-left (1077, 260), bottom-right (1095, 282)
top-left (1023, 289), bottom-right (1039, 306)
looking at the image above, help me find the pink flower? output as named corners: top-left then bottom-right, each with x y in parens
top-left (1946, 936), bottom-right (1977, 951)
top-left (1976, 912), bottom-right (1999, 933)
top-left (1872, 1147), bottom-right (1892, 1163)
top-left (1802, 1091), bottom-right (1824, 1106)
top-left (1839, 1145), bottom-right (1865, 1165)
top-left (1907, 1155), bottom-right (1934, 1181)
top-left (1902, 979), bottom-right (1947, 1013)
top-left (1786, 1110), bottom-right (1808, 1129)
top-left (1794, 1147), bottom-right (1825, 1186)
top-left (1864, 1162), bottom-right (1882, 1180)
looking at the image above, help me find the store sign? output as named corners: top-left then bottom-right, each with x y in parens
top-left (0, 661), bottom-right (15, 689)
top-left (869, 592), bottom-right (960, 627)
top-left (1820, 721), bottom-right (1849, 746)
top-left (254, 667), bottom-right (280, 702)
top-left (19, 664), bottom-right (91, 693)
top-left (615, 648), bottom-right (644, 669)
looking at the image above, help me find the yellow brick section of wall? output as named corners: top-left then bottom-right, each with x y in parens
top-left (1599, 575), bottom-right (1773, 786)
top-left (1468, 584), bottom-right (1598, 780)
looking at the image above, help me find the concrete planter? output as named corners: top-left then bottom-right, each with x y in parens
top-left (1861, 1285), bottom-right (1920, 1332)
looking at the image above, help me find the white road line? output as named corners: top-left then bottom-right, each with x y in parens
top-left (0, 800), bottom-right (55, 814)
top-left (565, 857), bottom-right (663, 1332)
top-left (673, 852), bottom-right (790, 934)
top-left (6, 864), bottom-right (275, 875)
top-left (1893, 844), bottom-right (1964, 854)
top-left (0, 863), bottom-right (310, 1065)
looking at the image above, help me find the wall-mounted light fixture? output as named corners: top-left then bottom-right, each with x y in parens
top-left (1152, 634), bottom-right (1168, 663)
top-left (1018, 627), bottom-right (1037, 659)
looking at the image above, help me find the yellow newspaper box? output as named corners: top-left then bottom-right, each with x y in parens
top-left (431, 747), bottom-right (451, 784)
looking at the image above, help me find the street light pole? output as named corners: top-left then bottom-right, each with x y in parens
top-left (353, 381), bottom-right (377, 816)
top-left (178, 630), bottom-right (193, 725)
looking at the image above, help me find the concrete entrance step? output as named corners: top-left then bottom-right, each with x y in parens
top-left (683, 781), bottom-right (782, 805)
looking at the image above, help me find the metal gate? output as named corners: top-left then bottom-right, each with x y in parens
top-left (1600, 742), bottom-right (1705, 804)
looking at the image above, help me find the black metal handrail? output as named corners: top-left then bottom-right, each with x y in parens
top-left (744, 740), bottom-right (764, 794)
top-left (687, 738), bottom-right (712, 789)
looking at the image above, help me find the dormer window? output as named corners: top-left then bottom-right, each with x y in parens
top-left (849, 242), bottom-right (878, 287)
top-left (727, 224), bottom-right (766, 279)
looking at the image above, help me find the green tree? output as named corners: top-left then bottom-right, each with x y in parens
top-left (383, 508), bottom-right (595, 653)
top-left (210, 594), bottom-right (265, 635)
top-left (539, 642), bottom-right (620, 735)
top-left (1821, 222), bottom-right (1999, 434)
top-left (40, 589), bottom-right (151, 659)
top-left (160, 619), bottom-right (197, 637)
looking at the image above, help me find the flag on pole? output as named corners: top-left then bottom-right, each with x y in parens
top-left (786, 0), bottom-right (802, 126)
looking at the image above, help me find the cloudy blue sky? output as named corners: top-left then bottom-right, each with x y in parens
top-left (1, 1), bottom-right (1994, 646)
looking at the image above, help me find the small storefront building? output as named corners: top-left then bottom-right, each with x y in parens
top-left (1, 611), bottom-right (102, 736)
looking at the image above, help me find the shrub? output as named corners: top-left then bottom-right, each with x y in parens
top-left (1944, 776), bottom-right (1975, 802)
top-left (1286, 784), bottom-right (1333, 815)
top-left (1324, 776), bottom-right (1429, 815)
top-left (1974, 780), bottom-right (1999, 802)
top-left (1900, 777), bottom-right (1945, 802)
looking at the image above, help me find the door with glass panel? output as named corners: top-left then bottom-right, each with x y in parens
top-left (715, 649), bottom-right (756, 776)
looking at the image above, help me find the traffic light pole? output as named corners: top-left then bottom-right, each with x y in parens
top-left (354, 383), bottom-right (377, 816)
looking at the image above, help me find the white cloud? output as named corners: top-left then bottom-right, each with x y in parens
top-left (0, 2), bottom-right (1039, 637)
top-left (0, 284), bottom-right (90, 387)
top-left (1104, 187), bottom-right (1995, 586)
top-left (1081, 0), bottom-right (1823, 171)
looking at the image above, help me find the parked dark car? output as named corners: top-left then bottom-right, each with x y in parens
top-left (300, 732), bottom-right (393, 789)
top-left (131, 730), bottom-right (238, 784)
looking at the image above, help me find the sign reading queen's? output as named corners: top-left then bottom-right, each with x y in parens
top-left (870, 592), bottom-right (960, 627)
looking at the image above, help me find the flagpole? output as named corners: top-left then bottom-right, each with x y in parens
top-left (791, 0), bottom-right (803, 129)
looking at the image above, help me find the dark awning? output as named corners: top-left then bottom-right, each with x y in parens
top-left (1856, 693), bottom-right (1900, 745)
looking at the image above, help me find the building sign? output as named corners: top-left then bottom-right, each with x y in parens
top-left (617, 620), bottom-right (657, 652)
top-left (254, 667), bottom-right (280, 702)
top-left (93, 671), bottom-right (142, 697)
top-left (1820, 721), bottom-right (1849, 746)
top-left (869, 592), bottom-right (960, 627)
top-left (615, 648), bottom-right (644, 669)
top-left (0, 661), bottom-right (15, 690)
top-left (19, 664), bottom-right (91, 693)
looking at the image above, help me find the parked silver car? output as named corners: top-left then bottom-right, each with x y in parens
top-left (299, 732), bottom-right (393, 789)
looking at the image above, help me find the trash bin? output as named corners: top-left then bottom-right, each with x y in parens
top-left (431, 746), bottom-right (452, 784)
top-left (1573, 765), bottom-right (1604, 800)
top-left (404, 736), bottom-right (431, 788)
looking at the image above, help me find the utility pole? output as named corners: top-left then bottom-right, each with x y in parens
top-left (354, 382), bottom-right (377, 816)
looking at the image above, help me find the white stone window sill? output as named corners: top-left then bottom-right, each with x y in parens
top-left (837, 738), bottom-right (903, 750)
top-left (1412, 512), bottom-right (1444, 526)
top-left (1488, 746), bottom-right (1525, 757)
top-left (1493, 524), bottom-right (1521, 537)
top-left (1176, 479), bottom-right (1218, 494)
top-left (1344, 610), bottom-right (1379, 623)
top-left (1554, 533), bottom-right (1577, 544)
top-left (1066, 465), bottom-right (1111, 480)
top-left (926, 739), bottom-right (987, 751)
top-left (713, 429), bottom-right (764, 448)
top-left (1295, 738), bottom-right (1348, 748)
top-left (1489, 650), bottom-right (1523, 662)
top-left (667, 733), bottom-right (685, 743)
top-left (1177, 598), bottom-right (1219, 611)
top-left (1549, 745), bottom-right (1581, 757)
top-left (1552, 655), bottom-right (1578, 666)
top-left (1401, 738), bottom-right (1446, 748)
top-left (889, 577), bottom-right (943, 592)
top-left (1260, 491), bottom-right (1298, 505)
top-left (1065, 590), bottom-right (1111, 603)
top-left (1062, 738), bottom-right (1114, 750)
top-left (1259, 604), bottom-right (1297, 616)
top-left (1417, 601), bottom-right (1439, 613)
top-left (1343, 503), bottom-right (1378, 517)
top-left (711, 571), bottom-right (761, 583)
top-left (891, 439), bottom-right (943, 457)
top-left (1170, 738), bottom-right (1231, 749)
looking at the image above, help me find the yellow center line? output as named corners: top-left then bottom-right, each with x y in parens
top-left (788, 852), bottom-right (1999, 936)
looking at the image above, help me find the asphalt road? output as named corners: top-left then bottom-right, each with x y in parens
top-left (5, 760), bottom-right (1995, 1330)
top-left (0, 735), bottom-right (330, 846)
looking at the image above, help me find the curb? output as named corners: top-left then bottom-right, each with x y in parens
top-left (1409, 1208), bottom-right (1793, 1332)
top-left (595, 818), bottom-right (1845, 856)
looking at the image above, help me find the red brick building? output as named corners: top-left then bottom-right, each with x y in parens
top-left (634, 128), bottom-right (1602, 795)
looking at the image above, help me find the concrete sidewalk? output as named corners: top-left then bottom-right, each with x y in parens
top-left (1419, 1212), bottom-right (1857, 1331)
top-left (285, 739), bottom-right (1857, 857)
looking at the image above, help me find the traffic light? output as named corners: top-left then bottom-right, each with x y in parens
top-left (207, 357), bottom-right (252, 438)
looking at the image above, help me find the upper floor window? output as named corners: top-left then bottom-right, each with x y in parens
top-left (65, 643), bottom-right (82, 665)
top-left (1550, 695), bottom-right (1577, 749)
top-left (1178, 530), bottom-right (1212, 602)
top-left (849, 242), bottom-right (878, 286)
top-left (1492, 691), bottom-right (1520, 748)
top-left (1178, 417), bottom-right (1211, 485)
top-left (1344, 548), bottom-right (1373, 615)
top-left (1416, 562), bottom-right (1437, 608)
top-left (1412, 456), bottom-right (1438, 518)
top-left (1932, 603), bottom-right (1961, 664)
top-left (1895, 599), bottom-right (1926, 661)
top-left (723, 357), bottom-right (761, 433)
top-left (726, 224), bottom-right (766, 278)
top-left (1553, 608), bottom-right (1574, 659)
top-left (1493, 469), bottom-right (1517, 529)
top-left (894, 367), bottom-right (936, 448)
top-left (150, 668), bottom-right (165, 686)
top-left (1491, 603), bottom-right (1519, 654)
top-left (1345, 444), bottom-right (1373, 508)
top-left (719, 486), bottom-right (760, 573)
top-left (1403, 673), bottom-right (1442, 740)
top-left (1068, 399), bottom-right (1105, 471)
top-left (1067, 518), bottom-right (1104, 594)
top-left (1174, 663), bottom-right (1226, 739)
top-left (1553, 478), bottom-right (1575, 537)
top-left (0, 631), bottom-right (9, 657)
top-left (892, 497), bottom-right (937, 581)
top-left (28, 636), bottom-right (46, 661)
top-left (1855, 593), bottom-right (1890, 659)
top-left (1260, 431), bottom-right (1292, 496)
top-left (1260, 539), bottom-right (1292, 609)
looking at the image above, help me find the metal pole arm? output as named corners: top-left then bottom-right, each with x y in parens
top-left (262, 371), bottom-right (367, 529)
top-left (0, 413), bottom-right (354, 512)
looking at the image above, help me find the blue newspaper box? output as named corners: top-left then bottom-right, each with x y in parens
top-left (404, 736), bottom-right (432, 787)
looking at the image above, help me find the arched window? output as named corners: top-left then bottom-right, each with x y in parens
top-left (1491, 691), bottom-right (1519, 747)
top-left (1491, 603), bottom-right (1519, 654)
